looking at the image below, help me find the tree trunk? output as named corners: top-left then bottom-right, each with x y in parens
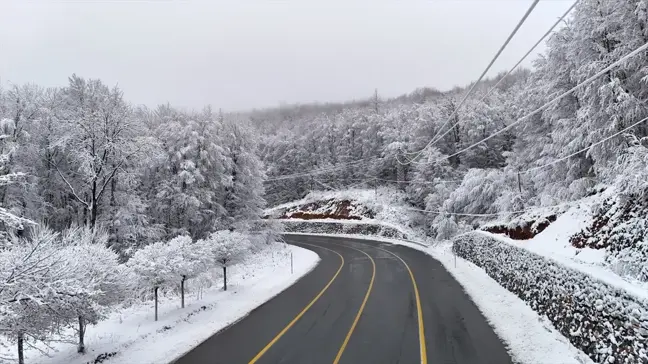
top-left (223, 266), bottom-right (227, 291)
top-left (17, 332), bottom-right (24, 364)
top-left (90, 203), bottom-right (98, 229)
top-left (154, 286), bottom-right (159, 321)
top-left (181, 276), bottom-right (186, 308)
top-left (78, 316), bottom-right (86, 353)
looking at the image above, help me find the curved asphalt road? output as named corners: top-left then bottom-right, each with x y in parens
top-left (174, 235), bottom-right (513, 364)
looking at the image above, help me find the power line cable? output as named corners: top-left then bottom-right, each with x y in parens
top-left (429, 40), bottom-right (648, 165)
top-left (405, 199), bottom-right (572, 217)
top-left (403, 0), bottom-right (580, 166)
top-left (519, 114), bottom-right (648, 174)
top-left (265, 158), bottom-right (373, 181)
top-left (403, 0), bottom-right (540, 164)
top-left (266, 0), bottom-right (541, 182)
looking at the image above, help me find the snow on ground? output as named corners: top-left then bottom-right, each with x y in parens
top-left (285, 232), bottom-right (593, 364)
top-left (423, 241), bottom-right (595, 364)
top-left (478, 192), bottom-right (648, 300)
top-left (12, 244), bottom-right (318, 364)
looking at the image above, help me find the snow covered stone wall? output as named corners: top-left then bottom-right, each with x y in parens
top-left (453, 232), bottom-right (648, 364)
top-left (277, 220), bottom-right (408, 240)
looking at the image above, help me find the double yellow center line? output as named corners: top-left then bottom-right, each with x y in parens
top-left (332, 246), bottom-right (376, 364)
top-left (248, 241), bottom-right (427, 364)
top-left (248, 244), bottom-right (344, 364)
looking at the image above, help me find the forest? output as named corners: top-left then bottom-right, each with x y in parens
top-left (260, 0), bottom-right (648, 239)
top-left (2, 0), bottom-right (648, 361)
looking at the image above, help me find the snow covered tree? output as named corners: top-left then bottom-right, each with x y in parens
top-left (165, 235), bottom-right (210, 308)
top-left (126, 241), bottom-right (177, 321)
top-left (406, 147), bottom-right (456, 207)
top-left (53, 75), bottom-right (155, 230)
top-left (199, 231), bottom-right (251, 291)
top-left (432, 213), bottom-right (459, 241)
top-left (220, 122), bottom-right (266, 232)
top-left (58, 226), bottom-right (125, 353)
top-left (148, 106), bottom-right (229, 240)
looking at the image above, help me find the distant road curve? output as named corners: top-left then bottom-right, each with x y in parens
top-left (174, 234), bottom-right (512, 364)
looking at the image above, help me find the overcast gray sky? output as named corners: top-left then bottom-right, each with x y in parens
top-left (0, 0), bottom-right (573, 111)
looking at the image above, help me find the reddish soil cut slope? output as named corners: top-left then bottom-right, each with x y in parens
top-left (272, 199), bottom-right (375, 221)
top-left (481, 215), bottom-right (557, 240)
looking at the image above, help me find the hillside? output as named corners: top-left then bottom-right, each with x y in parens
top-left (265, 188), bottom-right (425, 241)
top-left (271, 186), bottom-right (648, 299)
top-left (479, 189), bottom-right (648, 300)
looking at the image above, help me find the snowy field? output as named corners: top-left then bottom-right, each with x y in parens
top-left (284, 232), bottom-right (594, 364)
top-left (2, 244), bottom-right (318, 364)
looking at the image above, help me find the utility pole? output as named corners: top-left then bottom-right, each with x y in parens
top-left (374, 177), bottom-right (378, 198)
top-left (373, 88), bottom-right (379, 113)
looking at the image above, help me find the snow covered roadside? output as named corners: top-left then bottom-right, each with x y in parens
top-left (17, 244), bottom-right (319, 364)
top-left (426, 242), bottom-right (594, 364)
top-left (476, 194), bottom-right (648, 300)
top-left (285, 233), bottom-right (593, 364)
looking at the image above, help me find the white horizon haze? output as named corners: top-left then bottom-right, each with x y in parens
top-left (0, 0), bottom-right (574, 111)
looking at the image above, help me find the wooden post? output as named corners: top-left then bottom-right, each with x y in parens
top-left (78, 316), bottom-right (85, 353)
top-left (181, 276), bottom-right (186, 308)
top-left (517, 172), bottom-right (522, 193)
top-left (374, 177), bottom-right (378, 198)
top-left (17, 332), bottom-right (24, 364)
top-left (154, 286), bottom-right (159, 321)
top-left (223, 266), bottom-right (227, 291)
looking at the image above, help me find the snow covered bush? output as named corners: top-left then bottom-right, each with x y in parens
top-left (431, 213), bottom-right (459, 240)
top-left (440, 168), bottom-right (523, 224)
top-left (248, 218), bottom-right (285, 251)
top-left (570, 195), bottom-right (648, 282)
top-left (453, 232), bottom-right (648, 364)
top-left (603, 135), bottom-right (648, 197)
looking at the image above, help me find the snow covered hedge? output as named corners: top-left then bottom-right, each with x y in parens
top-left (453, 232), bottom-right (648, 364)
top-left (276, 220), bottom-right (408, 239)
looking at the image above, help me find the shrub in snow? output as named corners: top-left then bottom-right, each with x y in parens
top-left (571, 195), bottom-right (648, 282)
top-left (198, 231), bottom-right (251, 291)
top-left (453, 232), bottom-right (648, 364)
top-left (248, 218), bottom-right (285, 250)
top-left (431, 214), bottom-right (458, 241)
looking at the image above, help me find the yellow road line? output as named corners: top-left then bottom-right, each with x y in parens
top-left (248, 243), bottom-right (344, 364)
top-left (375, 246), bottom-right (427, 364)
top-left (332, 245), bottom-right (376, 364)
